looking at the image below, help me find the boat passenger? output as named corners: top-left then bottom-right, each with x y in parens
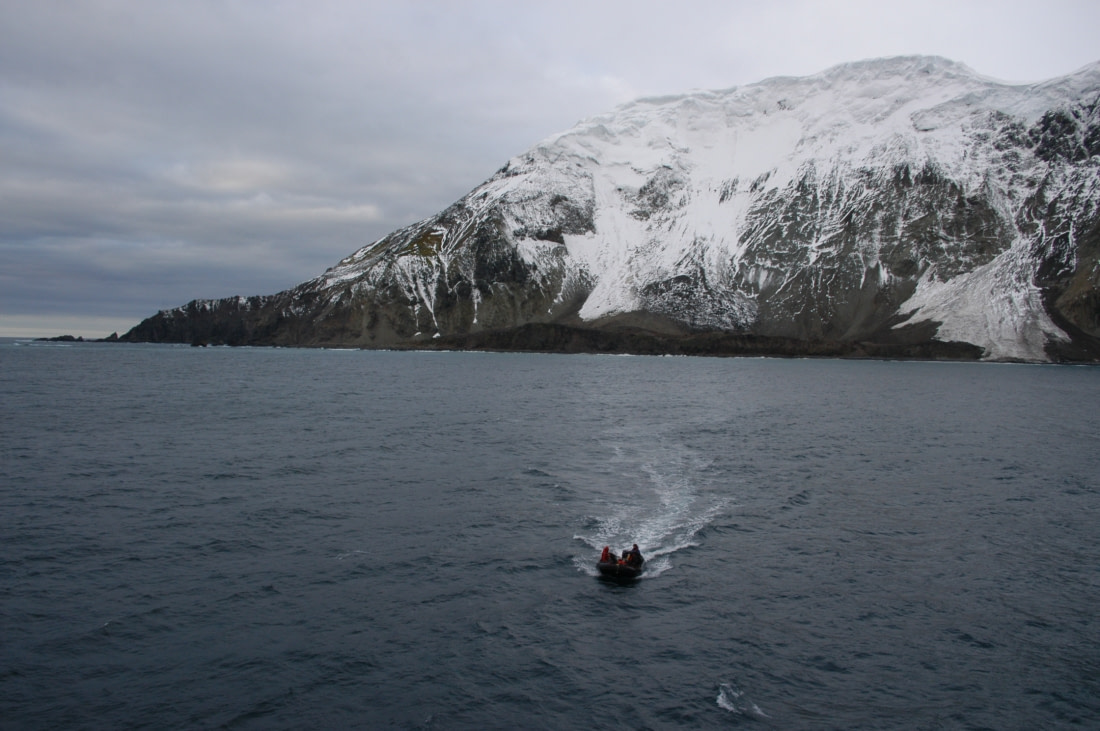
top-left (624, 544), bottom-right (644, 567)
top-left (599, 546), bottom-right (611, 563)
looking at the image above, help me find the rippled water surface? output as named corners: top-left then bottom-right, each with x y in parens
top-left (2, 340), bottom-right (1099, 729)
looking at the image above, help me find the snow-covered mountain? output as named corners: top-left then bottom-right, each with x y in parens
top-left (124, 56), bottom-right (1100, 361)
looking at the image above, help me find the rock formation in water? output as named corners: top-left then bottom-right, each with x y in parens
top-left (121, 56), bottom-right (1100, 361)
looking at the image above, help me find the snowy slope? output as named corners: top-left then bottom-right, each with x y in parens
top-left (126, 56), bottom-right (1100, 361)
top-left (465, 56), bottom-right (1097, 359)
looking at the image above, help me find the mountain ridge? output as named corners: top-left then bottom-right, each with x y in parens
top-left (121, 56), bottom-right (1100, 362)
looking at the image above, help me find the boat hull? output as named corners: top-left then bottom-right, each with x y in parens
top-left (596, 560), bottom-right (644, 579)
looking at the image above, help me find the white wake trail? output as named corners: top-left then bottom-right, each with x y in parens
top-left (573, 439), bottom-right (731, 577)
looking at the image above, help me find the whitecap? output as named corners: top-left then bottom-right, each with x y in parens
top-left (717, 681), bottom-right (767, 718)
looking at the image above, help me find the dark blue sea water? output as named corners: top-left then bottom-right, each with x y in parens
top-left (2, 339), bottom-right (1098, 729)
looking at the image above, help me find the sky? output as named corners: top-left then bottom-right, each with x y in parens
top-left (2, 0), bottom-right (1099, 338)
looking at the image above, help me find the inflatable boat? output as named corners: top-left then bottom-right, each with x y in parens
top-left (596, 546), bottom-right (644, 579)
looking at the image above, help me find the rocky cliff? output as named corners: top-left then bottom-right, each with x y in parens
top-left (122, 56), bottom-right (1100, 361)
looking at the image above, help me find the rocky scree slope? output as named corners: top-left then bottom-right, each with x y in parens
top-left (123, 56), bottom-right (1100, 361)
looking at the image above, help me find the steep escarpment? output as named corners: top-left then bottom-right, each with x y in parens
top-left (122, 56), bottom-right (1100, 361)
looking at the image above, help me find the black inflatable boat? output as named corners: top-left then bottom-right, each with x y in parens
top-left (596, 545), bottom-right (645, 579)
top-left (596, 558), bottom-right (645, 578)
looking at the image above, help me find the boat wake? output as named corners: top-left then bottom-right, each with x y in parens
top-left (573, 434), bottom-right (731, 578)
top-left (717, 681), bottom-right (768, 718)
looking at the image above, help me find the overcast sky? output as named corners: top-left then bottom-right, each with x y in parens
top-left (3, 0), bottom-right (1098, 337)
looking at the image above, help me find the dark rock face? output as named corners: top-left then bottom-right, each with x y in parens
top-left (727, 160), bottom-right (1013, 341)
top-left (120, 57), bottom-right (1100, 362)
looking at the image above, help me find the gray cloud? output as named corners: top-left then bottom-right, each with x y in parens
top-left (2, 0), bottom-right (1099, 337)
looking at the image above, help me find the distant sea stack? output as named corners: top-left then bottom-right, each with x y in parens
top-left (121, 56), bottom-right (1100, 362)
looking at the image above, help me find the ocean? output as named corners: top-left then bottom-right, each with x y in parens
top-left (2, 339), bottom-right (1098, 729)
